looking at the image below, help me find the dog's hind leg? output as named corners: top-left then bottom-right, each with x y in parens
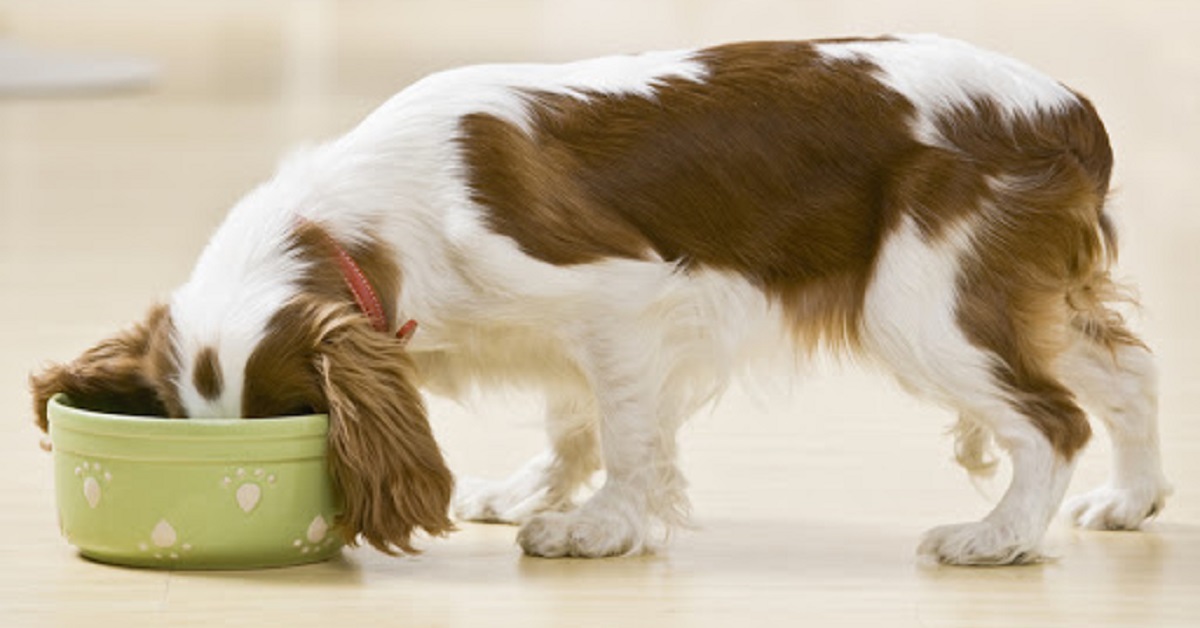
top-left (864, 218), bottom-right (1087, 565)
top-left (917, 400), bottom-right (1081, 565)
top-left (454, 392), bottom-right (601, 525)
top-left (1059, 318), bottom-right (1171, 530)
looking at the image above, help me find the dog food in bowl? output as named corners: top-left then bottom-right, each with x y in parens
top-left (48, 394), bottom-right (343, 569)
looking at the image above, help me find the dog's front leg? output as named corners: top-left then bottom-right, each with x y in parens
top-left (455, 393), bottom-right (601, 524)
top-left (517, 329), bottom-right (687, 558)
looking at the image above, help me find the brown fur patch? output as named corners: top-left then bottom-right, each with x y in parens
top-left (242, 299), bottom-right (327, 419)
top-left (315, 303), bottom-right (455, 554)
top-left (290, 219), bottom-right (402, 331)
top-left (243, 220), bottom-right (402, 417)
top-left (458, 40), bottom-right (1123, 458)
top-left (30, 304), bottom-right (183, 426)
top-left (242, 224), bottom-right (451, 553)
top-left (244, 298), bottom-right (454, 553)
top-left (192, 347), bottom-right (223, 401)
top-left (459, 40), bottom-right (925, 351)
top-left (946, 96), bottom-right (1118, 459)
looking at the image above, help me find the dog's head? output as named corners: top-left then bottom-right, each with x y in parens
top-left (30, 223), bottom-right (454, 555)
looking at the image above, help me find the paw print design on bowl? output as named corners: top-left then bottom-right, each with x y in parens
top-left (137, 519), bottom-right (194, 561)
top-left (293, 514), bottom-right (339, 554)
top-left (74, 461), bottom-right (112, 509)
top-left (50, 396), bottom-right (342, 569)
top-left (221, 467), bottom-right (277, 514)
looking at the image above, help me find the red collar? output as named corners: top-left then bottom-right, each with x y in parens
top-left (305, 220), bottom-right (417, 344)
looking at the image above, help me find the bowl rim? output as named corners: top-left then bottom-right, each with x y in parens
top-left (48, 394), bottom-right (330, 440)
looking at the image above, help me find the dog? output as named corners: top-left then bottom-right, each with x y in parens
top-left (31, 34), bottom-right (1172, 564)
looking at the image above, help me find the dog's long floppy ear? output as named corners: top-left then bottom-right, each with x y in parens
top-left (30, 304), bottom-right (178, 431)
top-left (314, 311), bottom-right (455, 554)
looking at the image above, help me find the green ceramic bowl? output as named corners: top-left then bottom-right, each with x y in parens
top-left (48, 394), bottom-right (343, 569)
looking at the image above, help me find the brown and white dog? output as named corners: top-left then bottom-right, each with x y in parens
top-left (31, 34), bottom-right (1171, 564)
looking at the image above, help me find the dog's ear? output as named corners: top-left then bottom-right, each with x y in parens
top-left (315, 313), bottom-right (455, 554)
top-left (30, 304), bottom-right (178, 431)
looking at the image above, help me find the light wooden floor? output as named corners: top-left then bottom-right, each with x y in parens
top-left (2, 2), bottom-right (1199, 626)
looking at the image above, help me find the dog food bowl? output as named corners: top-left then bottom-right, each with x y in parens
top-left (47, 394), bottom-right (343, 569)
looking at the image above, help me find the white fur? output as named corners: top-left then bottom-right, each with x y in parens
top-left (164, 36), bottom-right (1166, 563)
top-left (817, 34), bottom-right (1076, 145)
top-left (861, 217), bottom-right (995, 406)
top-left (1058, 338), bottom-right (1172, 529)
top-left (172, 183), bottom-right (308, 418)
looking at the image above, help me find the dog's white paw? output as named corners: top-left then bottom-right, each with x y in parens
top-left (918, 521), bottom-right (1042, 566)
top-left (453, 476), bottom-right (549, 525)
top-left (1063, 484), bottom-right (1169, 531)
top-left (518, 509), bottom-right (641, 558)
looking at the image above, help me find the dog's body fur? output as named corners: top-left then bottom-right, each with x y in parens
top-left (33, 34), bottom-right (1171, 564)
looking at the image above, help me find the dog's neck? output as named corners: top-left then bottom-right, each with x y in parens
top-left (302, 218), bottom-right (417, 344)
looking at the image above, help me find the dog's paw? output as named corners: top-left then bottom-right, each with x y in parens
top-left (518, 509), bottom-right (641, 558)
top-left (1063, 484), bottom-right (1170, 531)
top-left (918, 521), bottom-right (1042, 566)
top-left (453, 476), bottom-right (549, 525)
